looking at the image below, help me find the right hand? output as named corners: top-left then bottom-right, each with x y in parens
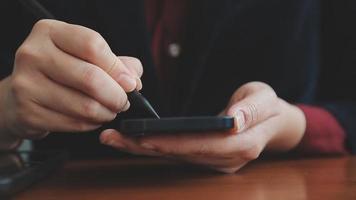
top-left (0, 19), bottom-right (143, 141)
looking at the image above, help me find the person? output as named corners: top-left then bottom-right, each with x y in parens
top-left (0, 0), bottom-right (355, 173)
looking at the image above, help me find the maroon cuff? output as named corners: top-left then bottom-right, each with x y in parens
top-left (294, 104), bottom-right (348, 155)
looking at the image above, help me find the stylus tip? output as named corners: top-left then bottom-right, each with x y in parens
top-left (127, 90), bottom-right (160, 119)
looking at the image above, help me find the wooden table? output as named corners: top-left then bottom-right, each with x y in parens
top-left (15, 156), bottom-right (356, 200)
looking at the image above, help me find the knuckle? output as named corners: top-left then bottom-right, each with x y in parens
top-left (15, 45), bottom-right (39, 65)
top-left (83, 31), bottom-right (107, 59)
top-left (240, 81), bottom-right (276, 95)
top-left (32, 19), bottom-right (55, 33)
top-left (261, 85), bottom-right (278, 99)
top-left (11, 75), bottom-right (28, 99)
top-left (16, 20), bottom-right (56, 66)
top-left (81, 66), bottom-right (101, 93)
top-left (82, 99), bottom-right (100, 120)
top-left (33, 19), bottom-right (53, 30)
top-left (248, 81), bottom-right (271, 90)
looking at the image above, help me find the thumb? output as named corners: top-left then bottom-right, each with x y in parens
top-left (225, 88), bottom-right (280, 133)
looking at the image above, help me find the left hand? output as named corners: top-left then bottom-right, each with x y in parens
top-left (99, 82), bottom-right (306, 173)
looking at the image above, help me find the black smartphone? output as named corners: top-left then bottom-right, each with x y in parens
top-left (119, 116), bottom-right (235, 136)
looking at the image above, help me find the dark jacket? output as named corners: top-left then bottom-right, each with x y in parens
top-left (1, 0), bottom-right (356, 156)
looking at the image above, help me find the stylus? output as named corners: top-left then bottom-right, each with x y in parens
top-left (19, 0), bottom-right (161, 119)
top-left (127, 91), bottom-right (160, 119)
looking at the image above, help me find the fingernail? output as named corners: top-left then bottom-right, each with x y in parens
top-left (141, 143), bottom-right (155, 150)
top-left (136, 77), bottom-right (143, 91)
top-left (235, 110), bottom-right (245, 132)
top-left (100, 135), bottom-right (110, 145)
top-left (122, 100), bottom-right (130, 111)
top-left (117, 73), bottom-right (137, 92)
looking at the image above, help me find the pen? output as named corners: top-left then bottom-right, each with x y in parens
top-left (19, 0), bottom-right (160, 119)
top-left (127, 91), bottom-right (160, 118)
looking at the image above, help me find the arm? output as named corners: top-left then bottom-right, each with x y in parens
top-left (294, 105), bottom-right (348, 155)
top-left (302, 0), bottom-right (356, 154)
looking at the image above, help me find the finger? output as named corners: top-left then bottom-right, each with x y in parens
top-left (119, 56), bottom-right (143, 78)
top-left (100, 130), bottom-right (240, 163)
top-left (138, 120), bottom-right (271, 160)
top-left (119, 56), bottom-right (143, 90)
top-left (37, 43), bottom-right (129, 113)
top-left (99, 129), bottom-right (162, 156)
top-left (100, 128), bottom-right (244, 173)
top-left (21, 102), bottom-right (101, 133)
top-left (137, 132), bottom-right (240, 157)
top-left (226, 86), bottom-right (280, 132)
top-left (32, 73), bottom-right (117, 123)
top-left (180, 155), bottom-right (247, 173)
top-left (48, 20), bottom-right (137, 91)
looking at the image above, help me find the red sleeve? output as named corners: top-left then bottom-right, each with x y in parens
top-left (294, 105), bottom-right (348, 155)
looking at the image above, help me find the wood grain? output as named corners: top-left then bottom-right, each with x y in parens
top-left (15, 156), bottom-right (356, 200)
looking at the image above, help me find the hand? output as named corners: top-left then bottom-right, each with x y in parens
top-left (100, 82), bottom-right (306, 173)
top-left (0, 19), bottom-right (143, 146)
